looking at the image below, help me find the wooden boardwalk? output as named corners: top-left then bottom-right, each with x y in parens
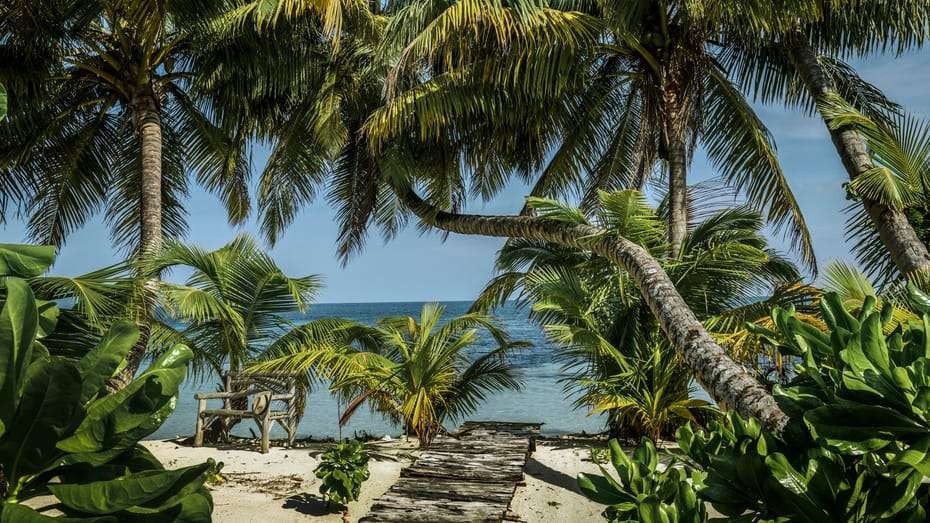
top-left (360, 421), bottom-right (541, 522)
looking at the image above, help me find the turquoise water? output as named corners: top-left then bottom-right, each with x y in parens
top-left (149, 301), bottom-right (609, 440)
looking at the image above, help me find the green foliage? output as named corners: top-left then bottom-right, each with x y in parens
top-left (314, 439), bottom-right (370, 506)
top-left (149, 234), bottom-right (321, 382)
top-left (0, 244), bottom-right (217, 521)
top-left (474, 189), bottom-right (802, 439)
top-left (581, 286), bottom-right (930, 521)
top-left (577, 439), bottom-right (707, 523)
top-left (252, 303), bottom-right (526, 448)
top-left (0, 0), bottom-right (249, 251)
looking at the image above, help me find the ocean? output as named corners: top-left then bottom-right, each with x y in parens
top-left (149, 301), bottom-right (608, 440)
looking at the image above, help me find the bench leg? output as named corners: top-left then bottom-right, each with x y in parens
top-left (260, 414), bottom-right (272, 454)
top-left (287, 417), bottom-right (297, 447)
top-left (194, 399), bottom-right (206, 447)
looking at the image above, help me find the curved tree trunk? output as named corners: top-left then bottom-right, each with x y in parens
top-left (395, 186), bottom-right (788, 433)
top-left (110, 91), bottom-right (163, 389)
top-left (788, 40), bottom-right (930, 276)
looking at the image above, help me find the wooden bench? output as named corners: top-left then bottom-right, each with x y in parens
top-left (193, 372), bottom-right (300, 453)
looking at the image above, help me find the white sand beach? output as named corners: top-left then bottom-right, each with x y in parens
top-left (141, 438), bottom-right (606, 522)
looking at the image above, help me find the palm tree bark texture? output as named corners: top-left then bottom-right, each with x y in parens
top-left (395, 185), bottom-right (789, 433)
top-left (111, 89), bottom-right (164, 389)
top-left (789, 40), bottom-right (930, 277)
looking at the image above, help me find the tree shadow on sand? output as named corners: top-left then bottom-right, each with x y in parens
top-left (282, 493), bottom-right (345, 516)
top-left (523, 457), bottom-right (581, 493)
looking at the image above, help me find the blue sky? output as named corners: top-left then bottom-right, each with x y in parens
top-left (2, 51), bottom-right (929, 303)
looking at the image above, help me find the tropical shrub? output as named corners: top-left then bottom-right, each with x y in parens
top-left (252, 304), bottom-right (526, 448)
top-left (578, 439), bottom-right (706, 523)
top-left (578, 287), bottom-right (930, 521)
top-left (0, 244), bottom-right (217, 521)
top-left (314, 439), bottom-right (370, 507)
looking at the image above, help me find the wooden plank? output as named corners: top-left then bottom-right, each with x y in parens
top-left (360, 420), bottom-right (539, 522)
top-left (384, 478), bottom-right (516, 504)
top-left (361, 497), bottom-right (507, 522)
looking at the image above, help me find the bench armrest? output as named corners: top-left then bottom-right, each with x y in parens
top-left (194, 390), bottom-right (250, 400)
top-left (270, 393), bottom-right (295, 401)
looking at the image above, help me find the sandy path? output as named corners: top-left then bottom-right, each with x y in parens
top-left (142, 439), bottom-right (608, 522)
top-left (510, 442), bottom-right (605, 522)
top-left (143, 439), bottom-right (417, 522)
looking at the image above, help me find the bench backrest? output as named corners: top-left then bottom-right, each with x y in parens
top-left (224, 372), bottom-right (297, 397)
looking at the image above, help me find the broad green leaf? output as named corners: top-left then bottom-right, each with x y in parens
top-left (805, 403), bottom-right (926, 452)
top-left (0, 278), bottom-right (40, 431)
top-left (0, 83), bottom-right (6, 120)
top-left (0, 358), bottom-right (81, 487)
top-left (35, 300), bottom-right (60, 339)
top-left (890, 435), bottom-right (930, 476)
top-left (129, 489), bottom-right (213, 523)
top-left (576, 472), bottom-right (636, 505)
top-left (77, 321), bottom-right (139, 404)
top-left (49, 461), bottom-right (212, 515)
top-left (0, 244), bottom-right (54, 278)
top-left (124, 462), bottom-right (218, 518)
top-left (0, 502), bottom-right (116, 522)
top-left (57, 345), bottom-right (191, 456)
top-left (907, 283), bottom-right (930, 314)
top-left (60, 445), bottom-right (166, 485)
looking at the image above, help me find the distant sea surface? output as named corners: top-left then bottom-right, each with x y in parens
top-left (150, 301), bottom-right (608, 440)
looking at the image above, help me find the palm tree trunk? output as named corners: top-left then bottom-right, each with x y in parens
top-left (136, 93), bottom-right (164, 257)
top-left (395, 186), bottom-right (788, 433)
top-left (662, 82), bottom-right (689, 259)
top-left (110, 91), bottom-right (163, 389)
top-left (788, 40), bottom-right (930, 276)
top-left (667, 136), bottom-right (688, 258)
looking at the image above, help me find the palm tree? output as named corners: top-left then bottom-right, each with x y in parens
top-left (718, 2), bottom-right (930, 277)
top-left (251, 304), bottom-right (526, 448)
top-left (0, 0), bottom-right (254, 382)
top-left (472, 187), bottom-right (810, 438)
top-left (367, 0), bottom-right (815, 267)
top-left (217, 1), bottom-right (794, 430)
top-left (146, 234), bottom-right (322, 383)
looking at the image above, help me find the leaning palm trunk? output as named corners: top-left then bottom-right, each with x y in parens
top-left (112, 91), bottom-right (164, 388)
top-left (395, 186), bottom-right (788, 433)
top-left (788, 40), bottom-right (930, 276)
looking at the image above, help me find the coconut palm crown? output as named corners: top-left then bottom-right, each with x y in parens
top-left (251, 303), bottom-right (527, 447)
top-left (146, 234), bottom-right (322, 381)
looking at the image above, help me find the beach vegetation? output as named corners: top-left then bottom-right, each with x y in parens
top-left (314, 439), bottom-right (370, 520)
top-left (251, 304), bottom-right (527, 448)
top-left (147, 234), bottom-right (321, 382)
top-left (0, 0), bottom-right (257, 385)
top-left (578, 438), bottom-right (706, 523)
top-left (580, 286), bottom-right (930, 521)
top-left (0, 243), bottom-right (216, 521)
top-left (473, 189), bottom-right (806, 439)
